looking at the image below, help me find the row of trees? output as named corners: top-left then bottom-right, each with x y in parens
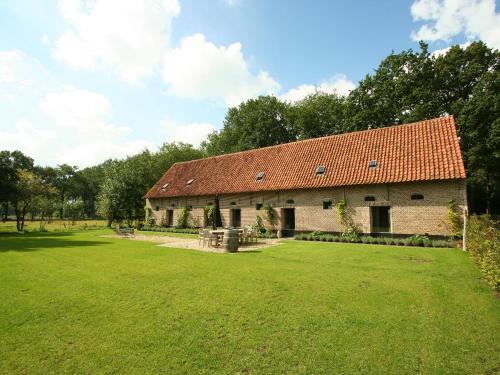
top-left (201, 42), bottom-right (499, 214)
top-left (0, 144), bottom-right (203, 230)
top-left (1, 41), bottom-right (498, 231)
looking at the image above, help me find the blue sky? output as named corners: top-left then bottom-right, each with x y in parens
top-left (0, 0), bottom-right (498, 167)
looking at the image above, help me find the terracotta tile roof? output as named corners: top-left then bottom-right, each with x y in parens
top-left (145, 116), bottom-right (466, 199)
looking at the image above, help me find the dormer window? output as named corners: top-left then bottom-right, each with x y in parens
top-left (316, 165), bottom-right (325, 176)
top-left (256, 171), bottom-right (264, 181)
top-left (161, 183), bottom-right (169, 190)
top-left (369, 160), bottom-right (377, 168)
top-left (186, 179), bottom-right (194, 186)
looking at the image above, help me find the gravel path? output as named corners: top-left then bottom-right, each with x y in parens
top-left (102, 234), bottom-right (281, 253)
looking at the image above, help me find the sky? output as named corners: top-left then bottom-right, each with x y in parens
top-left (0, 0), bottom-right (498, 168)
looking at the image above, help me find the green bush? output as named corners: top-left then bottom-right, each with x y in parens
top-left (140, 226), bottom-right (198, 234)
top-left (467, 215), bottom-right (500, 291)
top-left (175, 207), bottom-right (189, 229)
top-left (431, 240), bottom-right (450, 248)
top-left (407, 234), bottom-right (431, 247)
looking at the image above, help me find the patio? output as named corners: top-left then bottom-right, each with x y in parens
top-left (107, 233), bottom-right (281, 253)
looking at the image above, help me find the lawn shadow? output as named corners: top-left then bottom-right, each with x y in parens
top-left (0, 232), bottom-right (110, 253)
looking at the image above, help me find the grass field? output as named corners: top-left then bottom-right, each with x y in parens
top-left (0, 230), bottom-right (498, 374)
top-left (0, 219), bottom-right (108, 233)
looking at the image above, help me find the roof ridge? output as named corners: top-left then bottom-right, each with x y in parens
top-left (173, 115), bottom-right (454, 166)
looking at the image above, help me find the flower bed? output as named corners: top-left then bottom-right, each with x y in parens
top-left (140, 226), bottom-right (199, 234)
top-left (295, 231), bottom-right (453, 248)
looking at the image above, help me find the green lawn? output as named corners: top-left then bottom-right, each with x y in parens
top-left (0, 231), bottom-right (498, 374)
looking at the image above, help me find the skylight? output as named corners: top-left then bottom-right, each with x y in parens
top-left (256, 171), bottom-right (264, 181)
top-left (369, 160), bottom-right (377, 168)
top-left (161, 183), bottom-right (169, 190)
top-left (186, 179), bottom-right (194, 186)
top-left (316, 165), bottom-right (325, 176)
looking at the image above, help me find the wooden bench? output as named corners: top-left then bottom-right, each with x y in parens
top-left (115, 225), bottom-right (135, 237)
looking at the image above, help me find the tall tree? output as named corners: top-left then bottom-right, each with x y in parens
top-left (13, 170), bottom-right (55, 231)
top-left (457, 70), bottom-right (500, 213)
top-left (291, 92), bottom-right (349, 139)
top-left (201, 96), bottom-right (297, 155)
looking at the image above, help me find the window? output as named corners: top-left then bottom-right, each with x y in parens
top-left (256, 203), bottom-right (263, 210)
top-left (364, 196), bottom-right (375, 202)
top-left (171, 203), bottom-right (176, 207)
top-left (155, 206), bottom-right (160, 211)
top-left (316, 165), bottom-right (325, 176)
top-left (256, 171), bottom-right (265, 181)
top-left (369, 160), bottom-right (377, 168)
top-left (186, 179), bottom-right (194, 186)
top-left (286, 199), bottom-right (295, 204)
top-left (371, 206), bottom-right (391, 233)
top-left (411, 193), bottom-right (424, 200)
top-left (323, 200), bottom-right (333, 209)
top-left (161, 183), bottom-right (169, 190)
top-left (187, 205), bottom-right (193, 211)
top-left (230, 202), bottom-right (236, 206)
top-left (231, 209), bottom-right (241, 228)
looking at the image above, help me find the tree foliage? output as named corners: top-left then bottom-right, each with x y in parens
top-left (200, 41), bottom-right (499, 213)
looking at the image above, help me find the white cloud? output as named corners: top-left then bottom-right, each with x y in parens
top-left (162, 33), bottom-right (280, 106)
top-left (411, 0), bottom-right (500, 49)
top-left (162, 117), bottom-right (215, 146)
top-left (430, 41), bottom-right (471, 57)
top-left (0, 50), bottom-right (37, 92)
top-left (1, 85), bottom-right (154, 167)
top-left (36, 86), bottom-right (154, 166)
top-left (52, 0), bottom-right (180, 83)
top-left (280, 75), bottom-right (356, 103)
top-left (0, 119), bottom-right (56, 158)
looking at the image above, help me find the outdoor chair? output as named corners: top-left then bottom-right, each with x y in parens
top-left (198, 228), bottom-right (206, 247)
top-left (206, 229), bottom-right (222, 247)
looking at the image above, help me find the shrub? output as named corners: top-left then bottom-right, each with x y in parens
top-left (447, 200), bottom-right (462, 240)
top-left (402, 238), bottom-right (412, 246)
top-left (467, 215), bottom-right (500, 291)
top-left (432, 240), bottom-right (450, 248)
top-left (253, 215), bottom-right (266, 234)
top-left (384, 237), bottom-right (394, 246)
top-left (407, 234), bottom-right (430, 247)
top-left (341, 227), bottom-right (361, 243)
top-left (175, 207), bottom-right (189, 229)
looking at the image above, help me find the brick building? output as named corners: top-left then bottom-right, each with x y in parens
top-left (145, 116), bottom-right (467, 237)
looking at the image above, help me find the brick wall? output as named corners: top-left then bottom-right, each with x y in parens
top-left (145, 179), bottom-right (467, 236)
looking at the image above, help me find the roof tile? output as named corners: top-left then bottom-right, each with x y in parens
top-left (145, 116), bottom-right (466, 198)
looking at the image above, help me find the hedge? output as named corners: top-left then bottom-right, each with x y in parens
top-left (467, 215), bottom-right (500, 291)
top-left (295, 232), bottom-right (453, 248)
top-left (140, 226), bottom-right (199, 234)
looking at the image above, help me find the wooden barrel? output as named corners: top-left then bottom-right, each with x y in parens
top-left (223, 229), bottom-right (239, 252)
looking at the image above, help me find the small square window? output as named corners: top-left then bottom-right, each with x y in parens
top-left (286, 199), bottom-right (295, 204)
top-left (411, 193), bottom-right (424, 200)
top-left (155, 206), bottom-right (160, 211)
top-left (364, 196), bottom-right (375, 202)
top-left (323, 200), bottom-right (333, 209)
top-left (369, 160), bottom-right (377, 168)
top-left (256, 171), bottom-right (265, 181)
top-left (256, 203), bottom-right (263, 210)
top-left (187, 205), bottom-right (193, 211)
top-left (316, 165), bottom-right (325, 176)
